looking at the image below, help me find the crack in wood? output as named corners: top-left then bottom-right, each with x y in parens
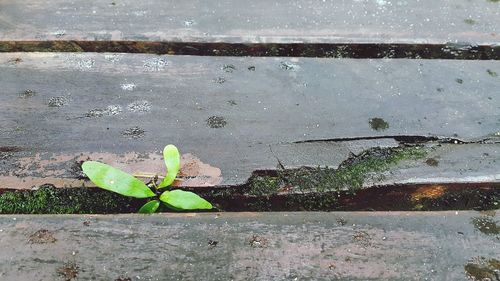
top-left (293, 135), bottom-right (500, 145)
top-left (1, 41), bottom-right (499, 59)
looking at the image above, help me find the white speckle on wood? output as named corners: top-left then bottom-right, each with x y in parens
top-left (121, 83), bottom-right (136, 91)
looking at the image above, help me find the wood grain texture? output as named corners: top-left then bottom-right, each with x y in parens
top-left (0, 53), bottom-right (499, 188)
top-left (0, 0), bottom-right (498, 45)
top-left (0, 212), bottom-right (498, 280)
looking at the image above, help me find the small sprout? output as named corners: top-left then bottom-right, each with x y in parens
top-left (82, 145), bottom-right (212, 213)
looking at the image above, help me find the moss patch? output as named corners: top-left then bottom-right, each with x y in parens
top-left (278, 146), bottom-right (426, 193)
top-left (167, 146), bottom-right (430, 211)
top-left (248, 176), bottom-right (280, 196)
top-left (471, 216), bottom-right (500, 235)
top-left (0, 185), bottom-right (144, 214)
top-left (232, 146), bottom-right (428, 210)
top-left (8, 146), bottom-right (499, 213)
top-left (464, 257), bottom-right (500, 281)
top-left (369, 117), bottom-right (389, 131)
top-left (279, 147), bottom-right (426, 210)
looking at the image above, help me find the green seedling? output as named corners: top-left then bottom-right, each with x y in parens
top-left (82, 145), bottom-right (212, 213)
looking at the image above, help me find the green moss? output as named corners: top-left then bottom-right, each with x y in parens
top-left (471, 216), bottom-right (500, 235)
top-left (248, 176), bottom-right (280, 196)
top-left (0, 147), bottom-right (429, 214)
top-left (282, 146), bottom-right (427, 193)
top-left (285, 193), bottom-right (339, 211)
top-left (242, 146), bottom-right (427, 210)
top-left (465, 257), bottom-right (500, 281)
top-left (269, 147), bottom-right (425, 210)
top-left (489, 259), bottom-right (500, 269)
top-left (0, 185), bottom-right (144, 214)
top-left (369, 118), bottom-right (389, 131)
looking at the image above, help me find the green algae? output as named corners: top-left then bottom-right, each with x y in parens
top-left (279, 146), bottom-right (426, 193)
top-left (279, 147), bottom-right (427, 210)
top-left (241, 146), bottom-right (428, 210)
top-left (1, 149), bottom-right (498, 213)
top-left (183, 146), bottom-right (429, 211)
top-left (0, 146), bottom-right (452, 214)
top-left (0, 185), bottom-right (144, 214)
top-left (248, 176), bottom-right (280, 196)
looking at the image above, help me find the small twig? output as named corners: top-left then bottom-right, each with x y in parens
top-left (269, 144), bottom-right (285, 170)
top-left (133, 172), bottom-right (164, 179)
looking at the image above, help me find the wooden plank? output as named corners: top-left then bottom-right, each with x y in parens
top-left (0, 0), bottom-right (498, 44)
top-left (0, 212), bottom-right (498, 280)
top-left (0, 0), bottom-right (499, 58)
top-left (0, 53), bottom-right (499, 188)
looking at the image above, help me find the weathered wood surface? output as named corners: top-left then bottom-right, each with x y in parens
top-left (0, 0), bottom-right (499, 45)
top-left (0, 53), bottom-right (499, 188)
top-left (0, 212), bottom-right (498, 280)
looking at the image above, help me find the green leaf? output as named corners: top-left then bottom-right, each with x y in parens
top-left (138, 200), bottom-right (160, 214)
top-left (158, 144), bottom-right (181, 188)
top-left (82, 161), bottom-right (155, 198)
top-left (160, 190), bottom-right (213, 210)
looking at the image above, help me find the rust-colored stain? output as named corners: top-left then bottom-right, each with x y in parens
top-left (410, 185), bottom-right (447, 202)
top-left (174, 153), bottom-right (222, 187)
top-left (1, 151), bottom-right (222, 189)
top-left (0, 176), bottom-right (86, 190)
